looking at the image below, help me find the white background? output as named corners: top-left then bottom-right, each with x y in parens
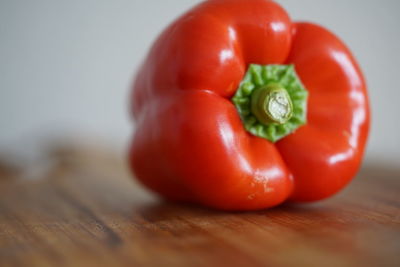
top-left (1, 0), bottom-right (399, 164)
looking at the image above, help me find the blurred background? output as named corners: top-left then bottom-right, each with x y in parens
top-left (0, 0), bottom-right (399, 170)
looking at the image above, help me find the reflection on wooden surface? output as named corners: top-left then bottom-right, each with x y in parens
top-left (0, 144), bottom-right (399, 267)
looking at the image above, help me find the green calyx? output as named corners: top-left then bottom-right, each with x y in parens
top-left (232, 64), bottom-right (308, 142)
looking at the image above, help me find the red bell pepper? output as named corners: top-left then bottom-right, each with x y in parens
top-left (129, 0), bottom-right (370, 210)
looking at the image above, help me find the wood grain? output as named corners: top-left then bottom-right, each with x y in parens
top-left (0, 144), bottom-right (399, 267)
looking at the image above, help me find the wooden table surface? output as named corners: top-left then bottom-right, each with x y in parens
top-left (0, 144), bottom-right (399, 267)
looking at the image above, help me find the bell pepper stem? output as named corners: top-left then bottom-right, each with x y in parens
top-left (251, 84), bottom-right (293, 125)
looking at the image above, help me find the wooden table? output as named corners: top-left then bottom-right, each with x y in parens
top-left (0, 144), bottom-right (399, 267)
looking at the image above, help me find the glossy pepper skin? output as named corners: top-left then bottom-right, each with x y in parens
top-left (129, 0), bottom-right (370, 211)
